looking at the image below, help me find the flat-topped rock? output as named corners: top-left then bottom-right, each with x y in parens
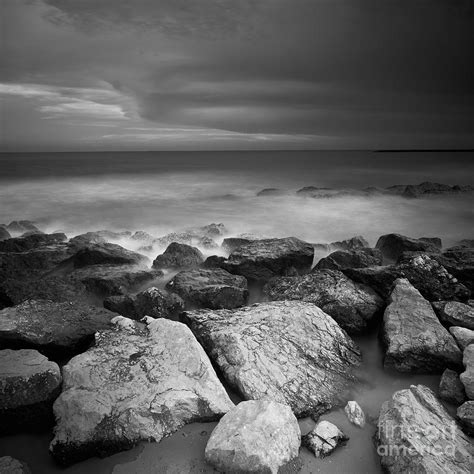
top-left (375, 233), bottom-right (441, 262)
top-left (303, 420), bottom-right (348, 458)
top-left (315, 248), bottom-right (382, 271)
top-left (432, 301), bottom-right (474, 330)
top-left (152, 242), bottom-right (204, 269)
top-left (182, 301), bottom-right (361, 417)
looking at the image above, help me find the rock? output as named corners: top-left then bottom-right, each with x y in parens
top-left (376, 384), bottom-right (473, 473)
top-left (420, 237), bottom-right (443, 248)
top-left (192, 223), bottom-right (227, 237)
top-left (302, 420), bottom-right (348, 458)
top-left (382, 279), bottom-right (462, 373)
top-left (344, 401), bottom-right (366, 427)
top-left (152, 232), bottom-right (193, 249)
top-left (256, 188), bottom-right (286, 197)
top-left (0, 349), bottom-right (61, 434)
top-left (434, 246), bottom-right (474, 292)
top-left (0, 300), bottom-right (116, 358)
top-left (4, 220), bottom-right (40, 236)
top-left (69, 230), bottom-right (132, 248)
top-left (49, 318), bottom-right (233, 465)
top-left (197, 236), bottom-right (218, 249)
top-left (315, 248), bottom-right (382, 271)
top-left (450, 326), bottom-right (474, 350)
top-left (152, 242), bottom-right (204, 269)
top-left (0, 457), bottom-right (31, 474)
top-left (166, 268), bottom-right (248, 309)
top-left (375, 233), bottom-right (441, 262)
top-left (221, 237), bottom-right (314, 282)
top-left (221, 237), bottom-right (254, 253)
top-left (457, 401), bottom-right (474, 435)
top-left (329, 236), bottom-right (369, 251)
top-left (460, 344), bottom-right (474, 399)
top-left (0, 233), bottom-right (67, 253)
top-left (130, 230), bottom-right (154, 243)
top-left (263, 270), bottom-right (384, 334)
top-left (182, 301), bottom-right (361, 417)
top-left (439, 368), bottom-right (466, 405)
top-left (386, 181), bottom-right (473, 198)
top-left (432, 301), bottom-right (474, 330)
top-left (0, 227), bottom-right (11, 241)
top-left (205, 400), bottom-right (300, 474)
top-left (202, 255), bottom-right (227, 268)
top-left (104, 287), bottom-right (184, 320)
top-left (69, 243), bottom-right (149, 268)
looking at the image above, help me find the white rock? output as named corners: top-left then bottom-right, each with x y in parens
top-left (344, 400), bottom-right (366, 427)
top-left (303, 420), bottom-right (348, 457)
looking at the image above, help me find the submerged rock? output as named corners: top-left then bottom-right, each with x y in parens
top-left (315, 248), bottom-right (382, 271)
top-left (432, 301), bottom-right (474, 330)
top-left (303, 420), bottom-right (348, 458)
top-left (460, 344), bottom-right (474, 399)
top-left (182, 301), bottom-right (361, 417)
top-left (382, 279), bottom-right (462, 373)
top-left (344, 401), bottom-right (366, 427)
top-left (205, 400), bottom-right (300, 474)
top-left (50, 318), bottom-right (233, 465)
top-left (375, 233), bottom-right (441, 262)
top-left (457, 401), bottom-right (474, 435)
top-left (69, 243), bottom-right (149, 268)
top-left (450, 326), bottom-right (474, 350)
top-left (152, 242), bottom-right (204, 269)
top-left (376, 385), bottom-right (473, 473)
top-left (439, 369), bottom-right (466, 405)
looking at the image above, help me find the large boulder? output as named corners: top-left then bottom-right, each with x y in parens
top-left (205, 400), bottom-right (300, 474)
top-left (166, 268), bottom-right (248, 309)
top-left (0, 349), bottom-right (61, 434)
top-left (457, 401), bottom-right (474, 435)
top-left (376, 385), bottom-right (473, 473)
top-left (104, 287), bottom-right (185, 320)
top-left (221, 237), bottom-right (256, 253)
top-left (302, 420), bottom-right (348, 458)
top-left (263, 270), bottom-right (384, 334)
top-left (0, 300), bottom-right (116, 358)
top-left (460, 344), bottom-right (474, 399)
top-left (432, 301), bottom-right (474, 330)
top-left (69, 243), bottom-right (149, 268)
top-left (152, 242), bottom-right (204, 269)
top-left (439, 369), bottom-right (466, 405)
top-left (69, 230), bottom-right (132, 248)
top-left (375, 233), bottom-right (441, 262)
top-left (382, 279), bottom-right (462, 373)
top-left (221, 237), bottom-right (314, 282)
top-left (315, 248), bottom-right (382, 271)
top-left (450, 326), bottom-right (474, 351)
top-left (0, 233), bottom-right (67, 253)
top-left (49, 318), bottom-right (233, 465)
top-left (182, 301), bottom-right (361, 417)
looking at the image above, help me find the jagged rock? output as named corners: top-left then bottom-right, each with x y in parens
top-left (205, 400), bottom-right (300, 474)
top-left (130, 230), bottom-right (154, 243)
top-left (460, 344), bottom-right (474, 399)
top-left (382, 279), bottom-right (462, 373)
top-left (263, 270), bottom-right (384, 334)
top-left (0, 300), bottom-right (116, 358)
top-left (182, 301), bottom-right (361, 417)
top-left (152, 232), bottom-right (193, 249)
top-left (104, 287), bottom-right (184, 320)
top-left (457, 401), bottom-right (474, 435)
top-left (329, 236), bottom-right (369, 251)
top-left (450, 326), bottom-right (474, 350)
top-left (166, 268), bottom-right (248, 310)
top-left (302, 420), bottom-right (348, 458)
top-left (439, 369), bottom-right (466, 405)
top-left (0, 456), bottom-right (31, 474)
top-left (0, 227), bottom-right (11, 241)
top-left (152, 242), bottom-right (204, 269)
top-left (432, 301), bottom-right (474, 330)
top-left (0, 349), bottom-right (61, 434)
top-left (49, 318), bottom-right (233, 465)
top-left (221, 237), bottom-right (314, 282)
top-left (4, 220), bottom-right (40, 236)
top-left (434, 246), bottom-right (474, 292)
top-left (69, 230), bottom-right (132, 247)
top-left (0, 233), bottom-right (67, 253)
top-left (375, 233), bottom-right (441, 262)
top-left (344, 401), bottom-right (366, 427)
top-left (315, 248), bottom-right (382, 271)
top-left (376, 385), bottom-right (473, 473)
top-left (69, 243), bottom-right (149, 268)
top-left (221, 237), bottom-right (254, 253)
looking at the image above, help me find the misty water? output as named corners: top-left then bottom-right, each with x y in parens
top-left (0, 150), bottom-right (472, 473)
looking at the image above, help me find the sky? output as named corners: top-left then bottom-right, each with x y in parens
top-left (1, 0), bottom-right (473, 151)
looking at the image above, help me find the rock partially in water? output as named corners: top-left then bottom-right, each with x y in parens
top-left (457, 401), bottom-right (474, 435)
top-left (205, 400), bottom-right (300, 474)
top-left (69, 243), bottom-right (149, 268)
top-left (0, 349), bottom-right (61, 434)
top-left (382, 278), bottom-right (462, 373)
top-left (182, 301), bottom-right (361, 417)
top-left (303, 420), bottom-right (348, 458)
top-left (50, 318), bottom-right (233, 465)
top-left (450, 326), bottom-right (474, 350)
top-left (432, 301), bottom-right (474, 330)
top-left (197, 236), bottom-right (218, 249)
top-left (202, 255), bottom-right (227, 269)
top-left (434, 245), bottom-right (474, 292)
top-left (439, 369), bottom-right (466, 405)
top-left (0, 233), bottom-right (67, 253)
top-left (69, 231), bottom-right (132, 248)
top-left (460, 344), bottom-right (474, 399)
top-left (375, 233), bottom-right (441, 262)
top-left (221, 237), bottom-right (254, 253)
top-left (256, 187), bottom-right (286, 197)
top-left (263, 269), bottom-right (384, 334)
top-left (166, 268), bottom-right (248, 309)
top-left (0, 456), bottom-right (31, 473)
top-left (386, 181), bottom-right (473, 198)
top-left (315, 248), bottom-right (382, 271)
top-left (152, 242), bottom-right (204, 269)
top-left (344, 401), bottom-right (366, 427)
top-left (376, 385), bottom-right (473, 473)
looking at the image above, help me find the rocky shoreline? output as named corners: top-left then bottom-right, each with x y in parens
top-left (0, 220), bottom-right (473, 472)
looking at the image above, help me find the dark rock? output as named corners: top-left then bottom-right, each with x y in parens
top-left (315, 248), bottom-right (382, 271)
top-left (439, 369), bottom-right (466, 405)
top-left (458, 239), bottom-right (474, 248)
top-left (69, 243), bottom-right (149, 268)
top-left (221, 237), bottom-right (253, 253)
top-left (202, 255), bottom-right (227, 268)
top-left (386, 181), bottom-right (474, 198)
top-left (432, 301), bottom-right (474, 329)
top-left (0, 233), bottom-right (67, 253)
top-left (256, 188), bottom-right (286, 197)
top-left (457, 401), bottom-right (474, 435)
top-left (329, 236), bottom-right (369, 251)
top-left (0, 227), bottom-right (11, 241)
top-left (152, 242), bottom-right (204, 269)
top-left (375, 233), bottom-right (441, 262)
top-left (420, 237), bottom-right (442, 248)
top-left (0, 456), bottom-right (31, 473)
top-left (302, 420), bottom-right (348, 458)
top-left (69, 230), bottom-right (132, 248)
top-left (434, 246), bottom-right (474, 292)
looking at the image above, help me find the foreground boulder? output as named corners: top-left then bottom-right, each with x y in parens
top-left (432, 301), bottom-right (474, 330)
top-left (50, 318), bottom-right (233, 465)
top-left (303, 420), bottom-right (348, 458)
top-left (152, 242), bottom-right (204, 269)
top-left (0, 300), bottom-right (116, 358)
top-left (439, 369), bottom-right (466, 405)
top-left (263, 270), bottom-right (384, 334)
top-left (0, 457), bottom-right (31, 473)
top-left (457, 401), bottom-right (474, 435)
top-left (382, 279), bottom-right (462, 373)
top-left (376, 385), bottom-right (473, 473)
top-left (166, 268), bottom-right (248, 309)
top-left (460, 344), bottom-right (474, 399)
top-left (205, 400), bottom-right (300, 474)
top-left (375, 233), bottom-right (441, 262)
top-left (0, 349), bottom-right (61, 434)
top-left (69, 243), bottom-right (149, 268)
top-left (221, 237), bottom-right (314, 282)
top-left (450, 326), bottom-right (474, 350)
top-left (315, 248), bottom-right (382, 271)
top-left (182, 301), bottom-right (361, 416)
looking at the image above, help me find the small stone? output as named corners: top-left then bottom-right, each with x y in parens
top-left (303, 420), bottom-right (348, 457)
top-left (344, 401), bottom-right (365, 427)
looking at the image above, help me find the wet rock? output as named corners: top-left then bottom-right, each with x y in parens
top-left (202, 255), bottom-right (227, 269)
top-left (450, 326), bottom-right (474, 350)
top-left (49, 318), bottom-right (233, 465)
top-left (0, 456), bottom-right (31, 474)
top-left (221, 237), bottom-right (314, 282)
top-left (152, 242), bottom-right (204, 269)
top-left (0, 233), bottom-right (67, 253)
top-left (315, 248), bottom-right (382, 271)
top-left (182, 301), bottom-right (361, 417)
top-left (0, 227), bottom-right (11, 241)
top-left (69, 243), bottom-right (149, 268)
top-left (166, 268), bottom-right (248, 310)
top-left (0, 349), bottom-right (61, 434)
top-left (432, 301), bottom-right (474, 330)
top-left (376, 384), bottom-right (473, 473)
top-left (0, 300), bottom-right (116, 358)
top-left (221, 237), bottom-right (254, 253)
top-left (205, 400), bottom-right (300, 474)
top-left (263, 269), bottom-right (384, 334)
top-left (344, 401), bottom-right (366, 427)
top-left (457, 401), bottom-right (474, 435)
top-left (375, 233), bottom-right (441, 263)
top-left (460, 344), bottom-right (474, 399)
top-left (303, 420), bottom-right (348, 458)
top-left (69, 231), bottom-right (132, 248)
top-left (104, 287), bottom-right (184, 320)
top-left (439, 369), bottom-right (466, 405)
top-left (382, 279), bottom-right (462, 373)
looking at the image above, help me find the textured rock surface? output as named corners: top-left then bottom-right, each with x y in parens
top-left (0, 227), bottom-right (12, 241)
top-left (460, 344), bottom-right (474, 399)
top-left (382, 279), bottom-right (462, 373)
top-left (152, 242), bottom-right (204, 269)
top-left (0, 233), bottom-right (67, 252)
top-left (0, 300), bottom-right (116, 357)
top-left (166, 268), bottom-right (248, 309)
top-left (69, 243), bottom-right (149, 268)
top-left (263, 270), bottom-right (384, 334)
top-left (375, 233), bottom-right (440, 262)
top-left (376, 385), bottom-right (473, 473)
top-left (69, 231), bottom-right (131, 248)
top-left (205, 400), bottom-right (300, 474)
top-left (450, 326), bottom-right (474, 350)
top-left (439, 369), bottom-right (466, 405)
top-left (435, 245), bottom-right (474, 292)
top-left (457, 401), bottom-right (474, 435)
top-left (315, 248), bottom-right (382, 271)
top-left (433, 301), bottom-right (474, 330)
top-left (182, 301), bottom-right (361, 416)
top-left (303, 420), bottom-right (348, 458)
top-left (2, 220), bottom-right (40, 236)
top-left (0, 456), bottom-right (31, 474)
top-left (0, 349), bottom-right (61, 434)
top-left (344, 401), bottom-right (366, 427)
top-left (50, 318), bottom-right (233, 465)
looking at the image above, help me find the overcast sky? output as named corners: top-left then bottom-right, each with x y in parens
top-left (1, 0), bottom-right (473, 151)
